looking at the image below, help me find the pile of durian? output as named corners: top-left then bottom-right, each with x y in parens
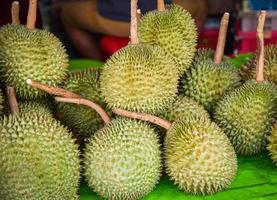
top-left (0, 0), bottom-right (276, 199)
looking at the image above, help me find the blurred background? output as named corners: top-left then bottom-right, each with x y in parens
top-left (0, 0), bottom-right (276, 61)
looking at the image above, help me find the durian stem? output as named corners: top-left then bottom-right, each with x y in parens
top-left (26, 0), bottom-right (37, 29)
top-left (213, 12), bottom-right (229, 64)
top-left (26, 79), bottom-right (81, 98)
top-left (130, 0), bottom-right (139, 44)
top-left (256, 11), bottom-right (266, 82)
top-left (11, 1), bottom-right (20, 24)
top-left (55, 97), bottom-right (111, 125)
top-left (113, 108), bottom-right (172, 130)
top-left (7, 86), bottom-right (19, 115)
top-left (157, 0), bottom-right (165, 12)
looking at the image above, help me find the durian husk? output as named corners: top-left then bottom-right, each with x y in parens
top-left (0, 24), bottom-right (68, 99)
top-left (165, 115), bottom-right (237, 195)
top-left (0, 112), bottom-right (80, 199)
top-left (84, 117), bottom-right (161, 200)
top-left (268, 123), bottom-right (277, 166)
top-left (138, 4), bottom-right (197, 75)
top-left (240, 44), bottom-right (277, 83)
top-left (214, 80), bottom-right (277, 155)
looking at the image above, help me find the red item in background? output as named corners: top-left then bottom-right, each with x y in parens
top-left (0, 0), bottom-right (42, 28)
top-left (237, 31), bottom-right (277, 53)
top-left (197, 28), bottom-right (219, 49)
top-left (100, 35), bottom-right (130, 55)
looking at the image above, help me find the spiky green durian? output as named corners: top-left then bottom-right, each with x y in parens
top-left (240, 44), bottom-right (277, 83)
top-left (84, 117), bottom-right (161, 200)
top-left (214, 80), bottom-right (277, 155)
top-left (160, 96), bottom-right (210, 122)
top-left (100, 44), bottom-right (179, 114)
top-left (164, 115), bottom-right (237, 195)
top-left (0, 88), bottom-right (3, 116)
top-left (0, 113), bottom-right (80, 200)
top-left (58, 68), bottom-right (109, 137)
top-left (138, 4), bottom-right (197, 74)
top-left (182, 49), bottom-right (241, 110)
top-left (268, 123), bottom-right (277, 166)
top-left (19, 101), bottom-right (52, 117)
top-left (0, 24), bottom-right (68, 99)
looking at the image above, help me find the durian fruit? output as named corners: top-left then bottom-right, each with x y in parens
top-left (0, 88), bottom-right (4, 116)
top-left (84, 117), bottom-right (161, 200)
top-left (268, 123), bottom-right (277, 166)
top-left (160, 96), bottom-right (210, 122)
top-left (181, 14), bottom-right (241, 111)
top-left (0, 112), bottom-right (81, 200)
top-left (113, 109), bottom-right (237, 195)
top-left (19, 100), bottom-right (52, 117)
top-left (0, 0), bottom-right (68, 100)
top-left (240, 44), bottom-right (277, 83)
top-left (58, 68), bottom-right (109, 137)
top-left (165, 116), bottom-right (237, 195)
top-left (214, 11), bottom-right (277, 155)
top-left (138, 0), bottom-right (197, 74)
top-left (100, 0), bottom-right (179, 115)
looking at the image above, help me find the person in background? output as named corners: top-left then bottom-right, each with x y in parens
top-left (55, 0), bottom-right (208, 60)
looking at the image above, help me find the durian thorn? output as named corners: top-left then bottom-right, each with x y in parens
top-left (26, 0), bottom-right (37, 29)
top-left (137, 9), bottom-right (141, 21)
top-left (113, 108), bottom-right (172, 130)
top-left (11, 1), bottom-right (20, 24)
top-left (130, 0), bottom-right (139, 44)
top-left (6, 86), bottom-right (19, 115)
top-left (26, 79), bottom-right (81, 98)
top-left (256, 10), bottom-right (266, 82)
top-left (55, 97), bottom-right (111, 124)
top-left (214, 12), bottom-right (229, 64)
top-left (157, 0), bottom-right (166, 12)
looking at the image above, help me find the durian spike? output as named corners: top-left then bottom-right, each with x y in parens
top-left (11, 1), bottom-right (20, 24)
top-left (213, 12), bottom-right (230, 64)
top-left (27, 79), bottom-right (81, 98)
top-left (6, 86), bottom-right (19, 115)
top-left (26, 0), bottom-right (37, 29)
top-left (137, 9), bottom-right (141, 21)
top-left (157, 0), bottom-right (165, 12)
top-left (256, 10), bottom-right (266, 82)
top-left (130, 0), bottom-right (139, 44)
top-left (26, 79), bottom-right (111, 124)
top-left (55, 97), bottom-right (111, 124)
top-left (113, 108), bottom-right (172, 130)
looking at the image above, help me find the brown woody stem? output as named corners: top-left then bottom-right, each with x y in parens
top-left (113, 108), bottom-right (172, 130)
top-left (55, 97), bottom-right (111, 124)
top-left (26, 79), bottom-right (81, 98)
top-left (7, 86), bottom-right (19, 115)
top-left (157, 0), bottom-right (165, 12)
top-left (213, 12), bottom-right (230, 64)
top-left (11, 1), bottom-right (20, 24)
top-left (26, 0), bottom-right (37, 29)
top-left (256, 11), bottom-right (266, 82)
top-left (130, 0), bottom-right (139, 44)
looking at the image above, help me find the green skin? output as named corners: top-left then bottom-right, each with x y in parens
top-left (138, 4), bottom-right (197, 75)
top-left (182, 49), bottom-right (241, 111)
top-left (0, 24), bottom-right (68, 99)
top-left (214, 80), bottom-right (277, 155)
top-left (58, 68), bottom-right (109, 138)
top-left (0, 113), bottom-right (80, 200)
top-left (18, 101), bottom-right (53, 117)
top-left (268, 123), bottom-right (277, 166)
top-left (101, 44), bottom-right (179, 115)
top-left (165, 116), bottom-right (237, 195)
top-left (84, 117), bottom-right (162, 200)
